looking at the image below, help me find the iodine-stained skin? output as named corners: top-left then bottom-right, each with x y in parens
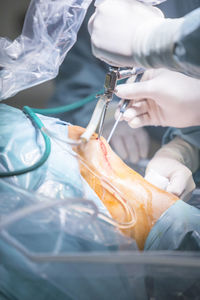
top-left (69, 126), bottom-right (179, 250)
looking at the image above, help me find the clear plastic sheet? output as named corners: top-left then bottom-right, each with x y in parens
top-left (0, 182), bottom-right (200, 300)
top-left (0, 0), bottom-right (92, 100)
top-left (0, 180), bottom-right (138, 300)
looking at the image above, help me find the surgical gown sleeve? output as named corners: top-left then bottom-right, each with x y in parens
top-left (143, 8), bottom-right (200, 79)
top-left (163, 126), bottom-right (200, 182)
top-left (0, 0), bottom-right (92, 100)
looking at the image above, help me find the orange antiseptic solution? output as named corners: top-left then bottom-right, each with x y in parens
top-left (69, 126), bottom-right (178, 249)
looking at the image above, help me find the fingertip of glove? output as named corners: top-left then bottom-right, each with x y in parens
top-left (123, 108), bottom-right (137, 120)
top-left (129, 116), bottom-right (143, 128)
top-left (115, 85), bottom-right (126, 98)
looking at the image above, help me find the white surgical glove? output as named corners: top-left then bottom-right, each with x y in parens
top-left (103, 121), bottom-right (150, 163)
top-left (115, 69), bottom-right (200, 128)
top-left (88, 0), bottom-right (165, 67)
top-left (102, 101), bottom-right (150, 163)
top-left (145, 137), bottom-right (199, 201)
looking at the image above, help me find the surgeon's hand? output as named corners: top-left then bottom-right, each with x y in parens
top-left (144, 137), bottom-right (199, 201)
top-left (88, 0), bottom-right (164, 67)
top-left (115, 69), bottom-right (200, 128)
top-left (103, 120), bottom-right (150, 164)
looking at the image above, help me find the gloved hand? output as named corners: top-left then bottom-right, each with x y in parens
top-left (103, 121), bottom-right (150, 163)
top-left (102, 101), bottom-right (150, 163)
top-left (88, 0), bottom-right (166, 67)
top-left (115, 69), bottom-right (200, 128)
top-left (144, 137), bottom-right (199, 201)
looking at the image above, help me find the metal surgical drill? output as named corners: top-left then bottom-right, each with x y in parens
top-left (80, 66), bottom-right (145, 143)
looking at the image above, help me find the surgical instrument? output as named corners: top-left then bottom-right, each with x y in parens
top-left (97, 67), bottom-right (145, 139)
top-left (80, 67), bottom-right (145, 142)
top-left (97, 66), bottom-right (120, 139)
top-left (107, 72), bottom-right (144, 144)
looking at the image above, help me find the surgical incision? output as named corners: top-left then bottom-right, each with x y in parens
top-left (68, 126), bottom-right (179, 250)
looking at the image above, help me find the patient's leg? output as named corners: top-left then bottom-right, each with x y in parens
top-left (69, 126), bottom-right (178, 249)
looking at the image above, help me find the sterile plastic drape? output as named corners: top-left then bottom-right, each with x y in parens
top-left (0, 0), bottom-right (92, 100)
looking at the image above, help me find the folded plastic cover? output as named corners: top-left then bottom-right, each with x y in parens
top-left (0, 0), bottom-right (92, 100)
top-left (0, 180), bottom-right (140, 300)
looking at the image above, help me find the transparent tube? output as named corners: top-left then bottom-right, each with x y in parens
top-left (46, 129), bottom-right (137, 230)
top-left (0, 0), bottom-right (92, 100)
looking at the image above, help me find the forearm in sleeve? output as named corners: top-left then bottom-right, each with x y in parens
top-left (136, 8), bottom-right (200, 79)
